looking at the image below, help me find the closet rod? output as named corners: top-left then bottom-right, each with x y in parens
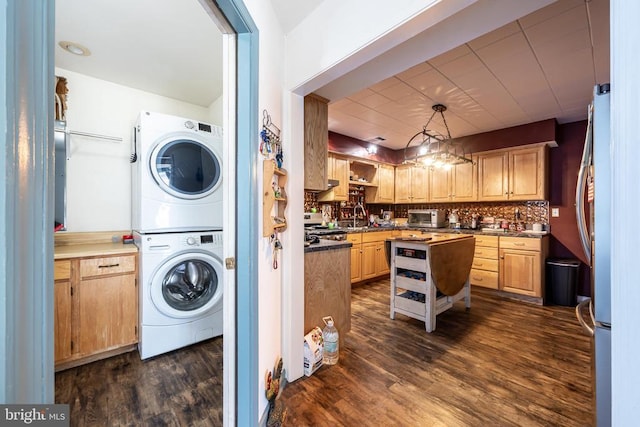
top-left (67, 130), bottom-right (122, 142)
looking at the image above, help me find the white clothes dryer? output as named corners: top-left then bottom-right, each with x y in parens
top-left (135, 230), bottom-right (223, 359)
top-left (132, 111), bottom-right (223, 233)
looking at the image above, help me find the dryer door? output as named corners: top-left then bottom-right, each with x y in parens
top-left (150, 251), bottom-right (223, 319)
top-left (150, 134), bottom-right (222, 200)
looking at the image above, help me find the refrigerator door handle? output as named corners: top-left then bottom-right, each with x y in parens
top-left (575, 298), bottom-right (595, 336)
top-left (575, 103), bottom-right (593, 265)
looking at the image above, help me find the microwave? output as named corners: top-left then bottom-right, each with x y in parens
top-left (407, 209), bottom-right (447, 228)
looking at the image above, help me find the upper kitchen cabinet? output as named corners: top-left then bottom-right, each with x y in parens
top-left (365, 163), bottom-right (395, 203)
top-left (395, 165), bottom-right (429, 203)
top-left (304, 94), bottom-right (330, 191)
top-left (318, 153), bottom-right (349, 202)
top-left (509, 146), bottom-right (548, 200)
top-left (477, 145), bottom-right (548, 201)
top-left (429, 159), bottom-right (476, 202)
top-left (476, 151), bottom-right (508, 201)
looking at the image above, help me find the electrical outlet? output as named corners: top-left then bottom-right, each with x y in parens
top-left (551, 208), bottom-right (559, 217)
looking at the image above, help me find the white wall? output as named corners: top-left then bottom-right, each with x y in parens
top-left (239, 0), bottom-right (287, 421)
top-left (56, 68), bottom-right (222, 232)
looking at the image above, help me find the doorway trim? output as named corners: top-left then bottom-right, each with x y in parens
top-left (208, 0), bottom-right (260, 425)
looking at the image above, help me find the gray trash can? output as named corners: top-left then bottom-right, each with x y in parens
top-left (546, 259), bottom-right (580, 306)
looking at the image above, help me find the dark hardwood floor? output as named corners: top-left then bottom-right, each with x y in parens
top-left (56, 279), bottom-right (593, 426)
top-left (55, 336), bottom-right (223, 426)
top-left (280, 279), bottom-right (594, 427)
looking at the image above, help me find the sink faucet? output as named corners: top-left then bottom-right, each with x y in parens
top-left (353, 202), bottom-right (366, 228)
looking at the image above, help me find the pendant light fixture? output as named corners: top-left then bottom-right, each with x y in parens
top-left (403, 104), bottom-right (472, 170)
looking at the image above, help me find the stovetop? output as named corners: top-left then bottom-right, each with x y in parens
top-left (304, 225), bottom-right (347, 236)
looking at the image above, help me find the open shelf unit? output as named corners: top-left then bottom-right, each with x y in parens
top-left (263, 159), bottom-right (288, 237)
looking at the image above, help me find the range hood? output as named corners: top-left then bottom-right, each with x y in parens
top-left (306, 179), bottom-right (339, 192)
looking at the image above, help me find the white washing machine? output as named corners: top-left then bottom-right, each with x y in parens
top-left (135, 230), bottom-right (224, 359)
top-left (132, 111), bottom-right (223, 233)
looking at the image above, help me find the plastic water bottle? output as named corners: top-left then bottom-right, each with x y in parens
top-left (322, 316), bottom-right (339, 365)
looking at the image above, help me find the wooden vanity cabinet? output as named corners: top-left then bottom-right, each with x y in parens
top-left (55, 253), bottom-right (138, 370)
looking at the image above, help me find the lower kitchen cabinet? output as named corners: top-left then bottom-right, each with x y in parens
top-left (350, 245), bottom-right (362, 283)
top-left (54, 260), bottom-right (72, 362)
top-left (499, 236), bottom-right (548, 299)
top-left (54, 253), bottom-right (138, 370)
top-left (347, 233), bottom-right (363, 283)
top-left (352, 231), bottom-right (393, 283)
top-left (361, 242), bottom-right (378, 281)
top-left (78, 273), bottom-right (138, 356)
top-left (304, 246), bottom-right (351, 346)
top-left (470, 235), bottom-right (499, 289)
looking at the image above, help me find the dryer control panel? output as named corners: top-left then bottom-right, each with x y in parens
top-left (183, 233), bottom-right (222, 247)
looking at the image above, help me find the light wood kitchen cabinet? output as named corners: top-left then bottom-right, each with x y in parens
top-left (304, 94), bottom-right (329, 191)
top-left (509, 146), bottom-right (547, 200)
top-left (477, 145), bottom-right (547, 201)
top-left (361, 242), bottom-right (378, 281)
top-left (373, 240), bottom-right (390, 276)
top-left (429, 160), bottom-right (476, 202)
top-left (304, 246), bottom-right (351, 347)
top-left (318, 154), bottom-right (349, 202)
top-left (477, 150), bottom-right (508, 201)
top-left (395, 165), bottom-right (429, 203)
top-left (78, 258), bottom-right (138, 356)
top-left (469, 235), bottom-right (499, 289)
top-left (499, 236), bottom-right (548, 299)
top-left (347, 233), bottom-right (363, 283)
top-left (365, 163), bottom-right (395, 203)
top-left (358, 231), bottom-right (393, 282)
top-left (55, 253), bottom-right (138, 370)
top-left (54, 260), bottom-right (72, 362)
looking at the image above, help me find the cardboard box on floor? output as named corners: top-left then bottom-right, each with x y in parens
top-left (303, 326), bottom-right (324, 376)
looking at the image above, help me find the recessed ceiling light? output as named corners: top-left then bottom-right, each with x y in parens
top-left (58, 41), bottom-right (91, 56)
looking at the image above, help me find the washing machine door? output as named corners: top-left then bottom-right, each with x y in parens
top-left (150, 134), bottom-right (222, 200)
top-left (150, 251), bottom-right (223, 319)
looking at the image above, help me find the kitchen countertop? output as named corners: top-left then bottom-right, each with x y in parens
top-left (336, 226), bottom-right (548, 238)
top-left (304, 239), bottom-right (352, 254)
top-left (54, 242), bottom-right (138, 259)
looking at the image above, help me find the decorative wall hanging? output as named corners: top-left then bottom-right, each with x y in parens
top-left (260, 109), bottom-right (283, 168)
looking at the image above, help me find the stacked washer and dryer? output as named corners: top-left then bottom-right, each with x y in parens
top-left (131, 111), bottom-right (224, 359)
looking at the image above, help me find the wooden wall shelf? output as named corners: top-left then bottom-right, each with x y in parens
top-left (263, 159), bottom-right (288, 237)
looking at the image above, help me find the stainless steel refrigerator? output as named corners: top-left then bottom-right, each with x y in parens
top-left (575, 83), bottom-right (611, 426)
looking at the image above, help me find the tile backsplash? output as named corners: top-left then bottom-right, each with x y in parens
top-left (304, 191), bottom-right (549, 227)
